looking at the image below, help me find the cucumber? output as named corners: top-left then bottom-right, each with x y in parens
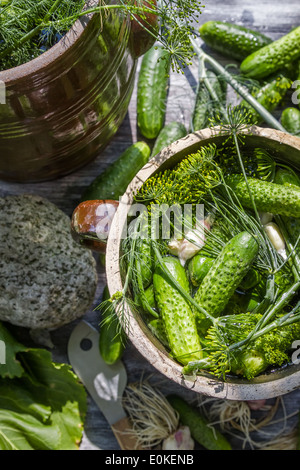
top-left (199, 21), bottom-right (272, 62)
top-left (81, 141), bottom-right (150, 201)
top-left (225, 175), bottom-right (300, 218)
top-left (274, 167), bottom-right (300, 254)
top-left (188, 254), bottom-right (214, 286)
top-left (274, 167), bottom-right (300, 188)
top-left (239, 268), bottom-right (261, 291)
top-left (191, 80), bottom-right (210, 131)
top-left (167, 395), bottom-right (232, 450)
top-left (240, 26), bottom-right (300, 79)
top-left (153, 256), bottom-right (202, 365)
top-left (194, 232), bottom-right (259, 334)
top-left (137, 45), bottom-right (170, 139)
top-left (151, 121), bottom-right (187, 157)
top-left (147, 317), bottom-right (169, 348)
top-left (240, 75), bottom-right (291, 124)
top-left (191, 70), bottom-right (226, 131)
top-left (99, 286), bottom-right (126, 365)
top-left (281, 107), bottom-right (300, 135)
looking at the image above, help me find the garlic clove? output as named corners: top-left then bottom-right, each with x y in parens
top-left (162, 426), bottom-right (194, 450)
top-left (264, 222), bottom-right (287, 260)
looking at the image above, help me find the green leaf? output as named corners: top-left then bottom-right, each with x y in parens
top-left (0, 410), bottom-right (62, 450)
top-left (0, 323), bottom-right (28, 379)
top-left (0, 322), bottom-right (87, 450)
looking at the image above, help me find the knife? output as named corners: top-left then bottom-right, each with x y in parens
top-left (67, 320), bottom-right (142, 450)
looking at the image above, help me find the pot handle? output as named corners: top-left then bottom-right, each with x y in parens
top-left (129, 0), bottom-right (158, 58)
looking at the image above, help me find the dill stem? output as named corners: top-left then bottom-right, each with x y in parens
top-left (191, 38), bottom-right (287, 133)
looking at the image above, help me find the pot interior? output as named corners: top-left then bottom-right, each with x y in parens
top-left (106, 127), bottom-right (300, 400)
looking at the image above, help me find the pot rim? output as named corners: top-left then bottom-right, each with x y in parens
top-left (0, 0), bottom-right (99, 82)
top-left (105, 125), bottom-right (300, 401)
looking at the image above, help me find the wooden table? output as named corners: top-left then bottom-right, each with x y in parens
top-left (1, 0), bottom-right (300, 451)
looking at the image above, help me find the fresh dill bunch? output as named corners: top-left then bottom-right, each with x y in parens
top-left (0, 0), bottom-right (85, 70)
top-left (135, 143), bottom-right (221, 206)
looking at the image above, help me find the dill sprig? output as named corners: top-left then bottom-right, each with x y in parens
top-left (135, 143), bottom-right (220, 205)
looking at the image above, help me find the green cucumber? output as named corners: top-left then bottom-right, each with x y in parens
top-left (81, 141), bottom-right (150, 201)
top-left (274, 167), bottom-right (300, 254)
top-left (281, 107), bottom-right (300, 135)
top-left (191, 80), bottom-right (210, 131)
top-left (194, 232), bottom-right (259, 334)
top-left (167, 395), bottom-right (232, 450)
top-left (240, 26), bottom-right (300, 79)
top-left (153, 256), bottom-right (202, 365)
top-left (239, 268), bottom-right (261, 291)
top-left (199, 21), bottom-right (272, 62)
top-left (240, 75), bottom-right (291, 124)
top-left (147, 317), bottom-right (169, 348)
top-left (225, 175), bottom-right (300, 218)
top-left (191, 70), bottom-right (226, 131)
top-left (188, 254), bottom-right (214, 286)
top-left (274, 167), bottom-right (300, 188)
top-left (99, 286), bottom-right (125, 365)
top-left (137, 45), bottom-right (170, 139)
top-left (151, 121), bottom-right (187, 157)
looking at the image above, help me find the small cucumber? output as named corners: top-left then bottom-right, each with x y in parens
top-left (81, 142), bottom-right (150, 201)
top-left (274, 167), bottom-right (300, 254)
top-left (151, 121), bottom-right (187, 157)
top-left (191, 70), bottom-right (226, 131)
top-left (188, 254), bottom-right (214, 286)
top-left (281, 107), bottom-right (300, 135)
top-left (137, 45), bottom-right (170, 139)
top-left (99, 286), bottom-right (125, 365)
top-left (199, 21), bottom-right (272, 62)
top-left (153, 256), bottom-right (202, 365)
top-left (167, 395), bottom-right (232, 450)
top-left (240, 26), bottom-right (300, 79)
top-left (240, 75), bottom-right (291, 124)
top-left (194, 232), bottom-right (259, 334)
top-left (239, 268), bottom-right (261, 291)
top-left (225, 175), bottom-right (300, 218)
top-left (274, 167), bottom-right (300, 188)
top-left (191, 80), bottom-right (210, 131)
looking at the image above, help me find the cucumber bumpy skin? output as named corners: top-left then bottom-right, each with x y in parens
top-left (199, 21), bottom-right (272, 62)
top-left (194, 232), bottom-right (259, 334)
top-left (137, 45), bottom-right (170, 139)
top-left (240, 26), bottom-right (300, 79)
top-left (153, 256), bottom-right (202, 365)
top-left (225, 175), bottom-right (300, 218)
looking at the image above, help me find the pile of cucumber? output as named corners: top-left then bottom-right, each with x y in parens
top-left (131, 147), bottom-right (300, 379)
top-left (198, 21), bottom-right (300, 133)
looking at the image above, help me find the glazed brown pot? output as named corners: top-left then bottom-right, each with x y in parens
top-left (105, 126), bottom-right (300, 401)
top-left (0, 0), bottom-right (155, 182)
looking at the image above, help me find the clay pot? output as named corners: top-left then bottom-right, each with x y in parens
top-left (0, 0), bottom-right (156, 182)
top-left (105, 126), bottom-right (300, 401)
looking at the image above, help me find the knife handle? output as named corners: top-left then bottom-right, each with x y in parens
top-left (111, 416), bottom-right (145, 450)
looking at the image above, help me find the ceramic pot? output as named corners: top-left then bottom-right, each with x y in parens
top-left (0, 0), bottom-right (155, 182)
top-left (105, 126), bottom-right (300, 401)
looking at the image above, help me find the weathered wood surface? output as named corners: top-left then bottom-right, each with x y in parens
top-left (1, 0), bottom-right (300, 451)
